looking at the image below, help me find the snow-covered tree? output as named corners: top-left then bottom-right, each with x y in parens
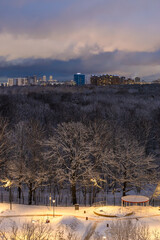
top-left (7, 120), bottom-right (49, 204)
top-left (0, 118), bottom-right (9, 178)
top-left (101, 127), bottom-right (156, 195)
top-left (44, 121), bottom-right (96, 205)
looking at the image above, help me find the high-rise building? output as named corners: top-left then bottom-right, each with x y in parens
top-left (17, 78), bottom-right (28, 86)
top-left (91, 74), bottom-right (135, 86)
top-left (49, 75), bottom-right (53, 81)
top-left (8, 78), bottom-right (17, 86)
top-left (85, 75), bottom-right (91, 84)
top-left (74, 73), bottom-right (85, 86)
top-left (43, 75), bottom-right (47, 82)
top-left (28, 75), bottom-right (37, 85)
top-left (8, 77), bottom-right (28, 86)
top-left (8, 76), bottom-right (37, 86)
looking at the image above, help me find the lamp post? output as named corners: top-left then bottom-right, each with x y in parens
top-left (49, 193), bottom-right (52, 208)
top-left (31, 220), bottom-right (35, 240)
top-left (9, 186), bottom-right (12, 210)
top-left (52, 199), bottom-right (55, 217)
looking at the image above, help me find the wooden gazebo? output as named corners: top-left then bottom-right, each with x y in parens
top-left (121, 195), bottom-right (149, 206)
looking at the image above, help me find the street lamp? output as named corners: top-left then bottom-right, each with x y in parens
top-left (31, 220), bottom-right (36, 240)
top-left (9, 185), bottom-right (12, 210)
top-left (52, 199), bottom-right (55, 217)
top-left (49, 193), bottom-right (52, 208)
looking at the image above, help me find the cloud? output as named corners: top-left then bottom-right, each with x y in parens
top-left (0, 1), bottom-right (160, 52)
top-left (0, 0), bottom-right (160, 79)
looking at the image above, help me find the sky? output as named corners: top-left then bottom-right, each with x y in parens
top-left (1, 0), bottom-right (160, 81)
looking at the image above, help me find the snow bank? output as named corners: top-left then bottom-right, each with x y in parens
top-left (55, 216), bottom-right (89, 240)
top-left (57, 216), bottom-right (83, 231)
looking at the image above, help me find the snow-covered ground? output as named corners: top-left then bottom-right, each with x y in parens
top-left (0, 203), bottom-right (160, 239)
top-left (94, 206), bottom-right (133, 217)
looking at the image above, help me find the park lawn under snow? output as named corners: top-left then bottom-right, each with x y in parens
top-left (0, 204), bottom-right (160, 239)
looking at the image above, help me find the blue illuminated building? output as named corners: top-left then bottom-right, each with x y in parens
top-left (74, 73), bottom-right (85, 86)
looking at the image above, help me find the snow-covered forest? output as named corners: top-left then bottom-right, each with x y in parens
top-left (0, 84), bottom-right (160, 205)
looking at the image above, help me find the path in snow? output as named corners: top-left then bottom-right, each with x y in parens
top-left (83, 222), bottom-right (97, 240)
top-left (1, 213), bottom-right (160, 221)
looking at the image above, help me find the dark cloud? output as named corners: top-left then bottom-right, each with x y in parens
top-left (0, 50), bottom-right (160, 81)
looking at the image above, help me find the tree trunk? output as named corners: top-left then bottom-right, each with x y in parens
top-left (89, 186), bottom-right (92, 206)
top-left (123, 170), bottom-right (127, 196)
top-left (33, 189), bottom-right (36, 204)
top-left (18, 186), bottom-right (21, 199)
top-left (22, 190), bottom-right (24, 204)
top-left (71, 183), bottom-right (77, 205)
top-left (123, 182), bottom-right (127, 196)
top-left (28, 182), bottom-right (33, 205)
top-left (92, 186), bottom-right (97, 204)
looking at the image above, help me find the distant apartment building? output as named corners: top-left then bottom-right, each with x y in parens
top-left (49, 75), bottom-right (53, 81)
top-left (91, 74), bottom-right (139, 86)
top-left (8, 77), bottom-right (28, 86)
top-left (17, 78), bottom-right (28, 86)
top-left (91, 74), bottom-right (119, 86)
top-left (28, 75), bottom-right (37, 85)
top-left (43, 75), bottom-right (47, 82)
top-left (74, 73), bottom-right (85, 86)
top-left (8, 78), bottom-right (18, 86)
top-left (64, 80), bottom-right (76, 86)
top-left (85, 75), bottom-right (91, 85)
top-left (48, 76), bottom-right (57, 85)
top-left (48, 79), bottom-right (58, 85)
top-left (8, 76), bottom-right (37, 86)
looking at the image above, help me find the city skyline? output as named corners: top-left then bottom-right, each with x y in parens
top-left (1, 0), bottom-right (160, 81)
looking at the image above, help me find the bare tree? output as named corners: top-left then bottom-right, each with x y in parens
top-left (0, 221), bottom-right (53, 240)
top-left (107, 220), bottom-right (151, 240)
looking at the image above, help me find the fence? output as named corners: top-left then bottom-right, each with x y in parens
top-left (0, 188), bottom-right (123, 207)
top-left (0, 187), bottom-right (159, 207)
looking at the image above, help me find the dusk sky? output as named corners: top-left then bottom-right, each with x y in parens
top-left (1, 0), bottom-right (160, 81)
